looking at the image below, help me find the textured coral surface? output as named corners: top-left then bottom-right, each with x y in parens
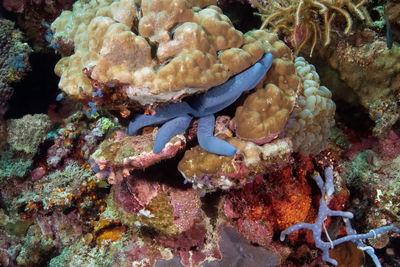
top-left (51, 0), bottom-right (267, 110)
top-left (1, 0), bottom-right (400, 267)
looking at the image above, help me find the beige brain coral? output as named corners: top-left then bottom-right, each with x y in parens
top-left (51, 0), bottom-right (265, 109)
top-left (231, 30), bottom-right (300, 144)
top-left (233, 84), bottom-right (294, 143)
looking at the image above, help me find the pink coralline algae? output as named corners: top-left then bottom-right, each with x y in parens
top-left (111, 172), bottom-right (202, 235)
top-left (373, 130), bottom-right (400, 161)
top-left (157, 214), bottom-right (219, 267)
top-left (35, 209), bottom-right (83, 247)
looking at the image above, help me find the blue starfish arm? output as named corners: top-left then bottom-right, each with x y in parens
top-left (197, 114), bottom-right (237, 156)
top-left (242, 53), bottom-right (274, 91)
top-left (190, 53), bottom-right (274, 116)
top-left (127, 102), bottom-right (194, 136)
top-left (153, 115), bottom-right (193, 153)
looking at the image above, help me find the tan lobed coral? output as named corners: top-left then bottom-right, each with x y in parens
top-left (231, 30), bottom-right (300, 144)
top-left (51, 0), bottom-right (266, 110)
top-left (233, 84), bottom-right (294, 144)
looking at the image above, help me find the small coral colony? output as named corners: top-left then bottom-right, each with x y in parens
top-left (1, 0), bottom-right (400, 266)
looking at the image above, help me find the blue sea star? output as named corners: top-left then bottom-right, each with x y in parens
top-left (127, 53), bottom-right (274, 156)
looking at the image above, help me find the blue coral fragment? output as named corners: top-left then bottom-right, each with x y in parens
top-left (128, 53), bottom-right (274, 156)
top-left (280, 167), bottom-right (400, 266)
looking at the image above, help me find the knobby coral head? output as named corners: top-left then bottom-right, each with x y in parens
top-left (127, 53), bottom-right (274, 156)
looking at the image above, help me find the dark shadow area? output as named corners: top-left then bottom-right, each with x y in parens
top-left (0, 3), bottom-right (16, 21)
top-left (5, 52), bottom-right (61, 119)
top-left (334, 99), bottom-right (374, 134)
top-left (220, 1), bottom-right (261, 32)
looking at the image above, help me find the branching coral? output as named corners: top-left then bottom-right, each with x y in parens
top-left (252, 0), bottom-right (371, 56)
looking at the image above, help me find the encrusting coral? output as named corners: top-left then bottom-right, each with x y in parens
top-left (0, 19), bottom-right (32, 117)
top-left (252, 0), bottom-right (371, 56)
top-left (317, 30), bottom-right (400, 137)
top-left (6, 0), bottom-right (400, 266)
top-left (7, 114), bottom-right (51, 155)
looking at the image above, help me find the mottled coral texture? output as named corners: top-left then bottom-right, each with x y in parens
top-left (0, 19), bottom-right (32, 116)
top-left (318, 30), bottom-right (400, 137)
top-left (109, 173), bottom-right (202, 235)
top-left (7, 114), bottom-right (51, 155)
top-left (51, 0), bottom-right (266, 110)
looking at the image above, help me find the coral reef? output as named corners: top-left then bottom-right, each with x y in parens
top-left (221, 156), bottom-right (314, 260)
top-left (0, 19), bottom-right (32, 117)
top-left (253, 0), bottom-right (371, 56)
top-left (127, 53), bottom-right (274, 155)
top-left (2, 0), bottom-right (75, 51)
top-left (50, 0), bottom-right (267, 111)
top-left (0, 0), bottom-right (399, 266)
top-left (317, 30), bottom-right (400, 137)
top-left (7, 114), bottom-right (51, 155)
top-left (280, 167), bottom-right (400, 266)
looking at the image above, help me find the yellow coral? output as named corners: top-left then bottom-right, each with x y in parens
top-left (253, 0), bottom-right (371, 56)
top-left (233, 83), bottom-right (295, 142)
